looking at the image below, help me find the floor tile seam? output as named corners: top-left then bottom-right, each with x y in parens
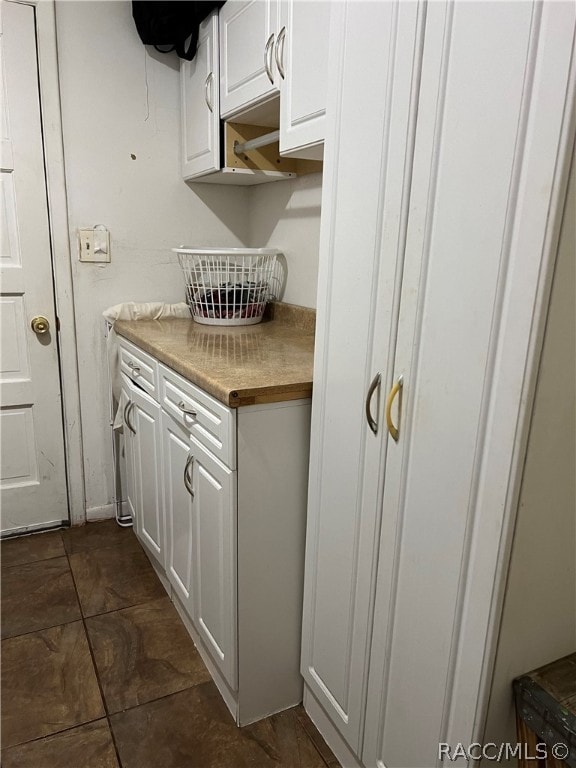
top-left (81, 593), bottom-right (170, 622)
top-left (64, 546), bottom-right (111, 722)
top-left (0, 613), bottom-right (84, 643)
top-left (106, 679), bottom-right (217, 721)
top-left (0, 715), bottom-right (107, 753)
top-left (0, 551), bottom-right (68, 570)
top-left (0, 553), bottom-right (73, 576)
top-left (105, 713), bottom-right (124, 767)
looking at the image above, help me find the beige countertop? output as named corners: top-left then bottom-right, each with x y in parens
top-left (114, 303), bottom-right (315, 408)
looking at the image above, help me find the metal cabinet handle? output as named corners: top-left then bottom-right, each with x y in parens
top-left (127, 361), bottom-right (141, 377)
top-left (264, 33), bottom-right (275, 84)
top-left (204, 71), bottom-right (214, 112)
top-left (184, 453), bottom-right (195, 498)
top-left (124, 400), bottom-right (136, 435)
top-left (385, 375), bottom-right (403, 442)
top-left (365, 373), bottom-right (381, 435)
top-left (275, 26), bottom-right (286, 79)
top-left (178, 400), bottom-right (197, 418)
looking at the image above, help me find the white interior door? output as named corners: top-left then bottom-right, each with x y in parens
top-left (0, 0), bottom-right (68, 534)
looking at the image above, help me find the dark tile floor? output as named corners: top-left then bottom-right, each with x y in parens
top-left (1, 520), bottom-right (339, 768)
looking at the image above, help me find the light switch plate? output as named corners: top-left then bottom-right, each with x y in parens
top-left (78, 227), bottom-right (110, 263)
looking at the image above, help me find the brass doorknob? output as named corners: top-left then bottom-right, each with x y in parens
top-left (31, 316), bottom-right (50, 334)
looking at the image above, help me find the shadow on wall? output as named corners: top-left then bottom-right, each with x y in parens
top-left (144, 45), bottom-right (180, 72)
top-left (246, 174), bottom-right (323, 245)
top-left (185, 182), bottom-right (251, 244)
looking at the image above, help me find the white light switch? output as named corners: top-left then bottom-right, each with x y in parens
top-left (78, 226), bottom-right (110, 263)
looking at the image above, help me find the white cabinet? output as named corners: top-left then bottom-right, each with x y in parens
top-left (162, 413), bottom-right (237, 690)
top-left (130, 383), bottom-right (164, 568)
top-left (121, 371), bottom-right (164, 569)
top-left (277, 0), bottom-right (330, 160)
top-left (119, 337), bottom-right (311, 725)
top-left (189, 436), bottom-right (237, 689)
top-left (301, 2), bottom-right (576, 767)
top-left (181, 11), bottom-right (220, 180)
top-left (219, 0), bottom-right (279, 119)
top-left (120, 375), bottom-right (137, 526)
top-left (162, 411), bottom-right (195, 614)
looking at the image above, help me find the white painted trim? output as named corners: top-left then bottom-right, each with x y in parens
top-left (440, 3), bottom-right (576, 755)
top-left (476, 19), bottom-right (576, 752)
top-left (27, 0), bottom-right (85, 525)
top-left (85, 503), bottom-right (115, 522)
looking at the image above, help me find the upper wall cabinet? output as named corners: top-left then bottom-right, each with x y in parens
top-left (277, 0), bottom-right (330, 160)
top-left (180, 11), bottom-right (220, 180)
top-left (219, 0), bottom-right (280, 119)
top-left (180, 2), bottom-right (329, 183)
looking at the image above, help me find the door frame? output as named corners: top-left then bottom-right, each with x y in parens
top-left (6, 0), bottom-right (85, 525)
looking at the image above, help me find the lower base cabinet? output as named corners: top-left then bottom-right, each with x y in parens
top-left (120, 337), bottom-right (311, 725)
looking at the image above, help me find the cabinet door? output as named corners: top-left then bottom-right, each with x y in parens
top-left (121, 376), bottom-right (137, 528)
top-left (132, 386), bottom-right (164, 568)
top-left (190, 436), bottom-right (237, 690)
top-left (162, 411), bottom-right (194, 615)
top-left (300, 1), bottom-right (421, 754)
top-left (219, 0), bottom-right (279, 118)
top-left (278, 0), bottom-right (330, 160)
top-left (181, 11), bottom-right (220, 180)
top-left (362, 2), bottom-right (576, 766)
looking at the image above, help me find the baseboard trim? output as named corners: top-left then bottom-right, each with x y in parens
top-left (86, 503), bottom-right (115, 521)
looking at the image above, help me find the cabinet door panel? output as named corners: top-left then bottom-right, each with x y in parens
top-left (163, 412), bottom-right (194, 614)
top-left (300, 1), bottom-right (420, 753)
top-left (121, 375), bottom-right (137, 527)
top-left (279, 0), bottom-right (330, 159)
top-left (363, 2), bottom-right (575, 766)
top-left (181, 11), bottom-right (219, 180)
top-left (132, 387), bottom-right (164, 567)
top-left (190, 437), bottom-right (237, 690)
top-left (219, 0), bottom-right (278, 118)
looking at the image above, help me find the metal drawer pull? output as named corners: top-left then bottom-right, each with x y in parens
top-left (125, 401), bottom-right (136, 435)
top-left (204, 71), bottom-right (214, 112)
top-left (264, 33), bottom-right (275, 84)
top-left (385, 375), bottom-right (403, 442)
top-left (178, 400), bottom-right (197, 418)
top-left (365, 372), bottom-right (381, 435)
top-left (275, 26), bottom-right (286, 79)
top-left (184, 453), bottom-right (195, 498)
top-left (127, 361), bottom-right (141, 377)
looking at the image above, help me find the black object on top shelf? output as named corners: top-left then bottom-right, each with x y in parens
top-left (132, 1), bottom-right (225, 61)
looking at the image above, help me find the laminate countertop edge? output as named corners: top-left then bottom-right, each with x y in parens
top-left (114, 311), bottom-right (315, 408)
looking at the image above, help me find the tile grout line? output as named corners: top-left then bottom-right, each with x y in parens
top-left (1, 717), bottom-right (108, 754)
top-left (64, 532), bottom-right (125, 768)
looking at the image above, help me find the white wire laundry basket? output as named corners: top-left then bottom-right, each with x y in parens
top-left (175, 247), bottom-right (280, 326)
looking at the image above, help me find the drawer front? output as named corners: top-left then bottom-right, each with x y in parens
top-left (119, 337), bottom-right (159, 401)
top-left (160, 364), bottom-right (236, 469)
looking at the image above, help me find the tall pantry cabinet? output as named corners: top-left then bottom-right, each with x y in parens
top-left (301, 2), bottom-right (576, 768)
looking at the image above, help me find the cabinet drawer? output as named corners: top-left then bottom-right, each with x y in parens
top-left (119, 337), bottom-right (159, 401)
top-left (160, 364), bottom-right (236, 470)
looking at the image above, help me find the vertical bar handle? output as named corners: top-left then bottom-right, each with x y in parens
top-left (264, 33), bottom-right (275, 84)
top-left (204, 72), bottom-right (214, 112)
top-left (124, 401), bottom-right (136, 435)
top-left (385, 376), bottom-right (403, 442)
top-left (184, 453), bottom-right (195, 498)
top-left (365, 373), bottom-right (381, 435)
top-left (275, 26), bottom-right (286, 79)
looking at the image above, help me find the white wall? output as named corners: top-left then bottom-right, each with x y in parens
top-left (483, 148), bottom-right (576, 751)
top-left (248, 173), bottom-right (322, 308)
top-left (56, 1), bottom-right (250, 519)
